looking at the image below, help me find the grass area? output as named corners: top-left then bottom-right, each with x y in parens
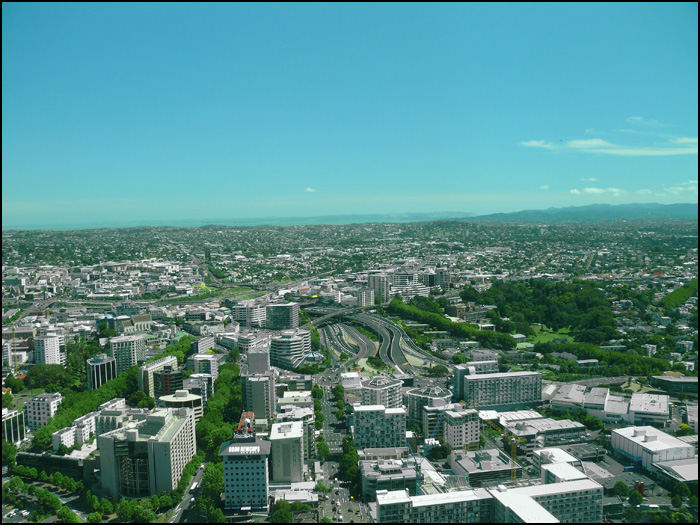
top-left (158, 285), bottom-right (255, 304)
top-left (530, 325), bottom-right (572, 344)
top-left (355, 358), bottom-right (383, 377)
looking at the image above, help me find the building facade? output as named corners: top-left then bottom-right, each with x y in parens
top-left (463, 371), bottom-right (542, 409)
top-left (362, 376), bottom-right (403, 409)
top-left (266, 303), bottom-right (300, 330)
top-left (353, 405), bottom-right (406, 450)
top-left (109, 335), bottom-right (147, 375)
top-left (220, 431), bottom-right (271, 511)
top-left (2, 408), bottom-right (26, 445)
top-left (34, 335), bottom-right (65, 365)
top-left (86, 353), bottom-right (118, 391)
top-left (269, 421), bottom-right (304, 482)
top-left (138, 355), bottom-right (178, 398)
top-left (24, 392), bottom-right (63, 430)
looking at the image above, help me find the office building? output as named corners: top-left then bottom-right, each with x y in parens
top-left (247, 347), bottom-right (270, 374)
top-left (34, 335), bottom-right (65, 365)
top-left (138, 355), bottom-right (178, 398)
top-left (153, 365), bottom-right (183, 398)
top-left (24, 392), bottom-right (63, 430)
top-left (360, 458), bottom-right (420, 501)
top-left (361, 376), bottom-right (403, 409)
top-left (270, 330), bottom-right (310, 370)
top-left (353, 405), bottom-right (406, 450)
top-left (269, 421), bottom-right (304, 482)
top-left (450, 448), bottom-right (523, 487)
top-left (368, 273), bottom-right (391, 303)
top-left (627, 393), bottom-right (669, 426)
top-left (231, 303), bottom-right (267, 328)
top-left (242, 373), bottom-right (276, 420)
top-left (406, 386), bottom-right (452, 425)
top-left (266, 303), bottom-right (299, 330)
top-left (98, 408), bottom-right (196, 499)
top-left (109, 335), bottom-right (147, 374)
top-left (650, 375), bottom-right (698, 394)
top-left (190, 336), bottom-right (215, 354)
top-left (463, 371), bottom-right (542, 409)
top-left (503, 418), bottom-right (586, 454)
top-left (237, 332), bottom-right (271, 353)
top-left (220, 430), bottom-right (271, 511)
top-left (87, 353), bottom-right (117, 391)
top-left (157, 390), bottom-right (203, 422)
top-left (611, 426), bottom-right (695, 470)
top-left (357, 288), bottom-right (375, 307)
top-left (193, 353), bottom-right (219, 381)
top-left (2, 408), bottom-right (26, 445)
top-left (276, 406), bottom-right (316, 461)
top-left (185, 373), bottom-right (214, 405)
top-left (422, 403), bottom-right (461, 442)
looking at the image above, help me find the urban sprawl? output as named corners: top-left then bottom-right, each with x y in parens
top-left (1, 219), bottom-right (698, 523)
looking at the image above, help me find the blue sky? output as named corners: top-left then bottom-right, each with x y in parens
top-left (2, 2), bottom-right (697, 228)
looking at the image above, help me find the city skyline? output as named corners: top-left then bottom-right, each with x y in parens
top-left (3, 3), bottom-right (698, 228)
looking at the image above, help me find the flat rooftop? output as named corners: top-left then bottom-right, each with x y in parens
top-left (464, 371), bottom-right (541, 380)
top-left (270, 421), bottom-right (304, 440)
top-left (533, 447), bottom-right (579, 465)
top-left (541, 462), bottom-right (588, 481)
top-left (629, 393), bottom-right (669, 416)
top-left (612, 426), bottom-right (694, 452)
top-left (489, 491), bottom-right (559, 523)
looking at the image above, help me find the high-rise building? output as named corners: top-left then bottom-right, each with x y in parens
top-left (443, 407), bottom-right (480, 449)
top-left (453, 362), bottom-right (500, 401)
top-left (463, 371), bottom-right (542, 409)
top-left (357, 288), bottom-right (375, 307)
top-left (87, 353), bottom-right (118, 391)
top-left (34, 335), bottom-right (65, 365)
top-left (109, 335), bottom-right (147, 374)
top-left (231, 303), bottom-right (267, 327)
top-left (138, 355), bottom-right (178, 397)
top-left (361, 376), bottom-right (403, 409)
top-left (269, 421), bottom-right (304, 482)
top-left (220, 430), bottom-right (271, 511)
top-left (2, 408), bottom-right (26, 445)
top-left (266, 303), bottom-right (299, 330)
top-left (276, 406), bottom-right (315, 461)
top-left (368, 273), bottom-right (391, 303)
top-left (157, 390), bottom-right (204, 422)
top-left (270, 330), bottom-right (310, 370)
top-left (193, 354), bottom-right (219, 381)
top-left (24, 392), bottom-right (63, 430)
top-left (247, 347), bottom-right (270, 374)
top-left (190, 336), bottom-right (215, 354)
top-left (352, 405), bottom-right (406, 449)
top-left (153, 366), bottom-right (183, 398)
top-left (98, 408), bottom-right (196, 499)
top-left (406, 386), bottom-right (452, 425)
top-left (242, 373), bottom-right (276, 420)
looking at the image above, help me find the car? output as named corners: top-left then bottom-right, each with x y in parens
top-left (21, 510), bottom-right (30, 517)
top-left (190, 497), bottom-right (195, 502)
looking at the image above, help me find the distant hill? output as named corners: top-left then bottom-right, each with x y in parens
top-left (468, 203), bottom-right (698, 223)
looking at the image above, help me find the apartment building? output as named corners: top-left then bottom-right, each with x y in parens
top-left (247, 347), bottom-right (270, 374)
top-left (463, 371), bottom-right (542, 409)
top-left (442, 407), bottom-right (480, 449)
top-left (231, 303), bottom-right (267, 328)
top-left (34, 335), bottom-right (65, 365)
top-left (353, 405), bottom-right (406, 450)
top-left (265, 302), bottom-right (299, 330)
top-left (362, 376), bottom-right (403, 409)
top-left (220, 430), bottom-right (271, 511)
top-left (87, 353), bottom-right (117, 391)
top-left (24, 392), bottom-right (63, 430)
top-left (269, 421), bottom-right (304, 482)
top-left (190, 336), bottom-right (215, 354)
top-left (153, 365), bottom-right (183, 398)
top-left (360, 458), bottom-right (420, 501)
top-left (192, 353), bottom-right (219, 381)
top-left (109, 334), bottom-right (147, 374)
top-left (99, 408), bottom-right (196, 499)
top-left (406, 386), bottom-right (452, 425)
top-left (373, 487), bottom-right (493, 523)
top-left (368, 273), bottom-right (391, 303)
top-left (276, 406), bottom-right (315, 461)
top-left (138, 355), bottom-right (178, 397)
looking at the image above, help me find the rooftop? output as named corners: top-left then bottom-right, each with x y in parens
top-left (270, 420), bottom-right (304, 440)
top-left (464, 371), bottom-right (542, 380)
top-left (612, 426), bottom-right (694, 452)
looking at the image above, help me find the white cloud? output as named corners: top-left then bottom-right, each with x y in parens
top-left (663, 180), bottom-right (698, 195)
top-left (520, 140), bottom-right (554, 149)
top-left (570, 187), bottom-right (627, 197)
top-left (636, 189), bottom-right (653, 195)
top-left (625, 116), bottom-right (664, 127)
top-left (539, 185), bottom-right (550, 190)
top-left (570, 189), bottom-right (581, 195)
top-left (566, 137), bottom-right (697, 156)
top-left (581, 177), bottom-right (598, 182)
top-left (568, 138), bottom-right (614, 149)
top-left (582, 187), bottom-right (606, 194)
top-left (669, 137), bottom-right (698, 145)
top-left (304, 187), bottom-right (316, 193)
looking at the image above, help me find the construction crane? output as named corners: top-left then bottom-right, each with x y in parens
top-left (484, 417), bottom-right (526, 482)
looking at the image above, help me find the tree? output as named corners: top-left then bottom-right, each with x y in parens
top-left (672, 494), bottom-right (683, 508)
top-left (317, 441), bottom-right (331, 461)
top-left (87, 512), bottom-right (102, 523)
top-left (613, 481), bottom-right (629, 498)
top-left (4, 374), bottom-right (24, 393)
top-left (672, 482), bottom-right (691, 499)
top-left (2, 439), bottom-right (17, 465)
top-left (628, 490), bottom-right (643, 506)
top-left (2, 391), bottom-right (14, 408)
top-left (311, 384), bottom-right (323, 399)
top-left (426, 365), bottom-right (449, 377)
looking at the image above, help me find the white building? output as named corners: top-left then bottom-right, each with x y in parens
top-left (138, 355), bottom-right (178, 397)
top-left (109, 335), bottom-right (147, 374)
top-left (193, 353), bottom-right (220, 381)
top-left (611, 426), bottom-right (695, 470)
top-left (276, 406), bottom-right (315, 461)
top-left (157, 390), bottom-right (203, 422)
top-left (269, 421), bottom-right (305, 482)
top-left (406, 386), bottom-right (452, 425)
top-left (362, 376), bottom-right (404, 409)
top-left (443, 407), bottom-right (480, 449)
top-left (98, 407), bottom-right (196, 499)
top-left (627, 393), bottom-right (669, 426)
top-left (270, 330), bottom-right (310, 370)
top-left (463, 371), bottom-right (542, 409)
top-left (2, 408), bottom-right (26, 445)
top-left (353, 405), bottom-right (406, 450)
top-left (232, 303), bottom-right (267, 328)
top-left (24, 392), bottom-right (63, 430)
top-left (368, 273), bottom-right (391, 303)
top-left (87, 353), bottom-right (117, 391)
top-left (373, 487), bottom-right (493, 523)
top-left (34, 335), bottom-right (65, 365)
top-left (220, 430), bottom-right (271, 511)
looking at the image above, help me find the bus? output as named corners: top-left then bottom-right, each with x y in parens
top-left (190, 481), bottom-right (198, 491)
